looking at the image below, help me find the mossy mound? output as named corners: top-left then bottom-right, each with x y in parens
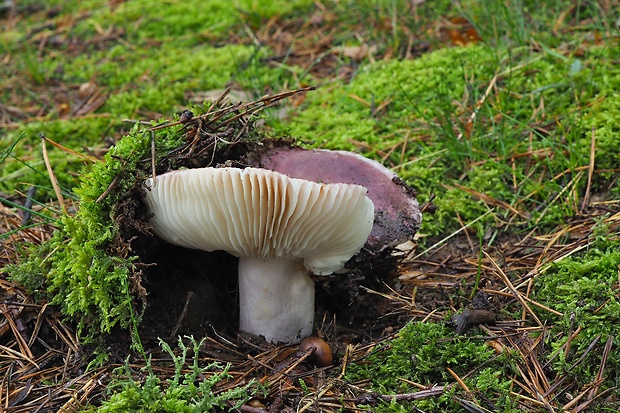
top-left (344, 322), bottom-right (518, 412)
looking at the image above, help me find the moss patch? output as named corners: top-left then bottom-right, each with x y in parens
top-left (282, 44), bottom-right (620, 237)
top-left (344, 322), bottom-right (518, 412)
top-left (533, 224), bottom-right (620, 390)
top-left (42, 124), bottom-right (185, 337)
top-left (1, 0), bottom-right (315, 197)
top-left (0, 42), bottom-right (265, 196)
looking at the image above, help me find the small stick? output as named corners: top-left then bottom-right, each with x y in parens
top-left (0, 301), bottom-right (43, 309)
top-left (580, 128), bottom-right (596, 211)
top-left (40, 133), bottom-right (67, 214)
top-left (568, 334), bottom-right (600, 372)
top-left (31, 388), bottom-right (52, 413)
top-left (0, 343), bottom-right (39, 368)
top-left (170, 291), bottom-right (195, 338)
top-left (519, 294), bottom-right (563, 317)
top-left (20, 186), bottom-right (37, 226)
top-left (483, 250), bottom-right (543, 326)
top-left (587, 335), bottom-right (614, 400)
top-left (400, 130), bottom-right (409, 165)
top-left (122, 119), bottom-right (152, 125)
top-left (564, 313), bottom-right (576, 360)
top-left (573, 387), bottom-right (617, 413)
top-left (95, 173), bottom-right (121, 204)
top-left (447, 367), bottom-right (471, 394)
top-left (410, 210), bottom-right (492, 260)
top-left (419, 193), bottom-right (436, 214)
top-left (148, 86), bottom-right (316, 132)
top-left (351, 386), bottom-right (445, 405)
top-left (456, 73), bottom-right (498, 141)
top-left (27, 303), bottom-right (48, 348)
top-left (562, 383), bottom-right (596, 411)
top-left (40, 133), bottom-right (98, 163)
top-left (213, 86), bottom-right (232, 107)
top-left (0, 304), bottom-right (35, 362)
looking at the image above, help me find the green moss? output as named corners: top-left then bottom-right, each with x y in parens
top-left (282, 43), bottom-right (620, 237)
top-left (1, 0), bottom-right (311, 197)
top-left (345, 322), bottom-right (518, 412)
top-left (533, 225), bottom-right (620, 389)
top-left (36, 123), bottom-right (183, 338)
top-left (0, 44), bottom-right (262, 196)
top-left (288, 45), bottom-right (494, 149)
top-left (1, 119), bottom-right (113, 196)
top-left (89, 0), bottom-right (314, 43)
top-left (6, 242), bottom-right (56, 300)
top-left (346, 323), bottom-right (494, 389)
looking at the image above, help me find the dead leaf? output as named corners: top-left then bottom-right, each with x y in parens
top-left (78, 81), bottom-right (98, 99)
top-left (444, 16), bottom-right (482, 46)
top-left (336, 43), bottom-right (377, 61)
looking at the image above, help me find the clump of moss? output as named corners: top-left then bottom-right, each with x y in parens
top-left (42, 123), bottom-right (185, 338)
top-left (533, 221), bottom-right (620, 391)
top-left (344, 322), bottom-right (518, 412)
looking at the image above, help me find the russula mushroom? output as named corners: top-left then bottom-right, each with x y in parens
top-left (249, 147), bottom-right (422, 253)
top-left (142, 167), bottom-right (374, 343)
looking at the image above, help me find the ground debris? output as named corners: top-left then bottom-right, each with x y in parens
top-left (2, 89), bottom-right (620, 413)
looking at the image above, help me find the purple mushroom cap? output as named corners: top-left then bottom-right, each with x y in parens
top-left (250, 147), bottom-right (422, 253)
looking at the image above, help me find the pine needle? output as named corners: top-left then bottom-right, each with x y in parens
top-left (40, 133), bottom-right (67, 215)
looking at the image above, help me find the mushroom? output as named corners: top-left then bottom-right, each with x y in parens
top-left (142, 167), bottom-right (374, 343)
top-left (250, 147), bottom-right (422, 253)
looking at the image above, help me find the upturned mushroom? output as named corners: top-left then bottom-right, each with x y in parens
top-left (142, 167), bottom-right (374, 343)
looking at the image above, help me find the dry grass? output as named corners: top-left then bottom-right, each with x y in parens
top-left (0, 205), bottom-right (100, 413)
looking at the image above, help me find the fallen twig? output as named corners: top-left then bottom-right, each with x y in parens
top-left (40, 133), bottom-right (67, 215)
top-left (351, 386), bottom-right (445, 405)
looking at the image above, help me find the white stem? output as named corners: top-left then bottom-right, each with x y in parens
top-left (238, 257), bottom-right (314, 343)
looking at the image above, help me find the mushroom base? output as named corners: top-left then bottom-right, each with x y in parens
top-left (238, 257), bottom-right (314, 344)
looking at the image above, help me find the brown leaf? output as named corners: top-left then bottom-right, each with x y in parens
top-left (336, 43), bottom-right (377, 61)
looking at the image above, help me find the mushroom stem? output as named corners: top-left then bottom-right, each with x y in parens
top-left (238, 257), bottom-right (314, 343)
